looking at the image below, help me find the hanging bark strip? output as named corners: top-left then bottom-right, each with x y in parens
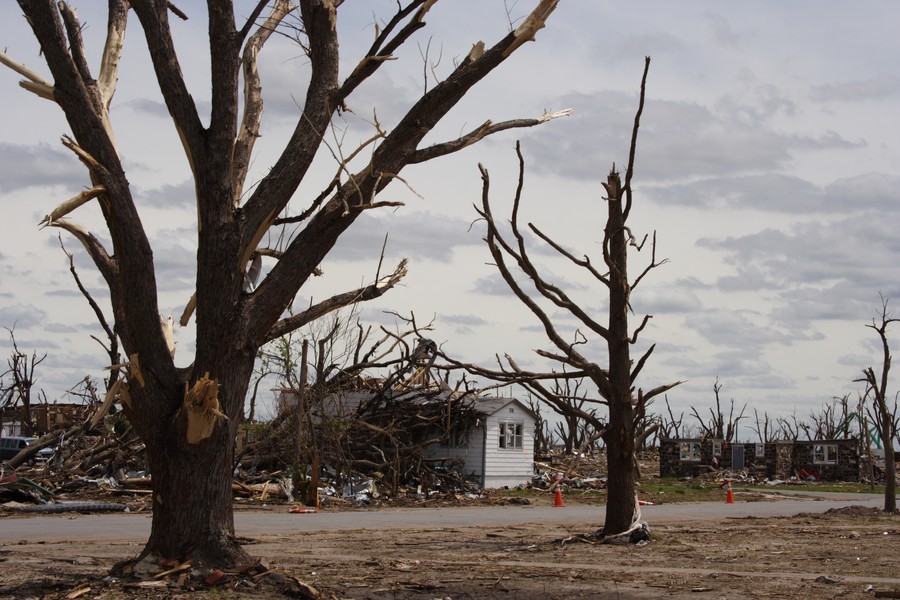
top-left (182, 374), bottom-right (227, 445)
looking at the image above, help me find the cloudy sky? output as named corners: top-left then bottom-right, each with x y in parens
top-left (1, 2), bottom-right (898, 439)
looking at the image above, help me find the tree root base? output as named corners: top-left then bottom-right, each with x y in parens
top-left (109, 555), bottom-right (325, 598)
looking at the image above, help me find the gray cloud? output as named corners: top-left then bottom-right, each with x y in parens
top-left (124, 98), bottom-right (213, 124)
top-left (631, 288), bottom-right (703, 315)
top-left (700, 212), bottom-right (900, 303)
top-left (440, 314), bottom-right (488, 327)
top-left (326, 211), bottom-right (481, 263)
top-left (134, 179), bottom-right (196, 210)
top-left (684, 308), bottom-right (790, 353)
top-left (0, 142), bottom-right (86, 193)
top-left (0, 303), bottom-right (49, 330)
top-left (524, 91), bottom-right (862, 186)
top-left (469, 275), bottom-right (517, 297)
top-left (810, 75), bottom-right (900, 103)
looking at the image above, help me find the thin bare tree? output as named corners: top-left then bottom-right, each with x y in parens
top-left (690, 377), bottom-right (746, 442)
top-left (658, 394), bottom-right (684, 440)
top-left (467, 57), bottom-right (681, 536)
top-left (857, 296), bottom-right (897, 512)
top-left (0, 329), bottom-right (47, 437)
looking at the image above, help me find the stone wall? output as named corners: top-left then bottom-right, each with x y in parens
top-left (660, 438), bottom-right (860, 481)
top-left (788, 440), bottom-right (859, 481)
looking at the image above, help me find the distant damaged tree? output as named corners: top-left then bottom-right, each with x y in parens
top-left (690, 377), bottom-right (746, 442)
top-left (0, 329), bottom-right (47, 438)
top-left (1, 0), bottom-right (565, 572)
top-left (472, 58), bottom-right (681, 537)
top-left (658, 395), bottom-right (684, 440)
top-left (857, 296), bottom-right (898, 513)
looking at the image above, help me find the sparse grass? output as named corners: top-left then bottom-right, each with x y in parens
top-left (491, 478), bottom-right (882, 506)
top-left (744, 481), bottom-right (882, 494)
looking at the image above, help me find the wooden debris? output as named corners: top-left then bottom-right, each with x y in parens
top-left (64, 586), bottom-right (92, 599)
top-left (154, 561), bottom-right (191, 579)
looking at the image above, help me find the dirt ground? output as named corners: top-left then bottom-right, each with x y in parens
top-left (1, 504), bottom-right (898, 600)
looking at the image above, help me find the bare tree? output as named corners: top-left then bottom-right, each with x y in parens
top-left (750, 408), bottom-right (773, 444)
top-left (523, 374), bottom-right (604, 455)
top-left (775, 412), bottom-right (804, 441)
top-left (795, 395), bottom-right (853, 441)
top-left (690, 378), bottom-right (746, 442)
top-left (1, 1), bottom-right (564, 570)
top-left (525, 394), bottom-right (554, 456)
top-left (857, 296), bottom-right (897, 512)
top-left (0, 329), bottom-right (48, 437)
top-left (658, 394), bottom-right (684, 440)
top-left (471, 58), bottom-right (681, 536)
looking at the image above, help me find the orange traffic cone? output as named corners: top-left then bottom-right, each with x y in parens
top-left (553, 488), bottom-right (565, 507)
top-left (722, 480), bottom-right (735, 504)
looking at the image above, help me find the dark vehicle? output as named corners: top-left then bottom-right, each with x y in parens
top-left (0, 436), bottom-right (53, 463)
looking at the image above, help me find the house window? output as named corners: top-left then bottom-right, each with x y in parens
top-left (712, 441), bottom-right (722, 458)
top-left (813, 444), bottom-right (838, 465)
top-left (755, 444), bottom-right (765, 458)
top-left (679, 442), bottom-right (701, 462)
top-left (499, 422), bottom-right (523, 450)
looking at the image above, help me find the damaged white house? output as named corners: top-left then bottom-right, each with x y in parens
top-left (423, 397), bottom-right (536, 489)
top-left (276, 385), bottom-right (537, 491)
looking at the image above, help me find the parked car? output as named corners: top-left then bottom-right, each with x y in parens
top-left (0, 436), bottom-right (54, 463)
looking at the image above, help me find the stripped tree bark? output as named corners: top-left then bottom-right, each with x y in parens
top-left (2, 0), bottom-right (565, 571)
top-left (467, 57), bottom-right (681, 536)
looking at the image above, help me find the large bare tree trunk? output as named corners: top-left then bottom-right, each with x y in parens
top-left (144, 425), bottom-right (247, 566)
top-left (3, 0), bottom-right (564, 572)
top-left (601, 169), bottom-right (639, 533)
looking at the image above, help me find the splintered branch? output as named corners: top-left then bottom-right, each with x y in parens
top-left (264, 259), bottom-right (409, 344)
top-left (61, 135), bottom-right (106, 176)
top-left (97, 0), bottom-right (129, 107)
top-left (59, 3), bottom-right (120, 153)
top-left (233, 0), bottom-right (294, 205)
top-left (40, 186), bottom-right (107, 227)
top-left (0, 49), bottom-right (55, 101)
top-left (411, 109), bottom-right (572, 164)
top-left (502, 0), bottom-right (558, 57)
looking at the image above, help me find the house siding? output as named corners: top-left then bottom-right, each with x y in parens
top-left (422, 426), bottom-right (485, 483)
top-left (482, 402), bottom-right (535, 488)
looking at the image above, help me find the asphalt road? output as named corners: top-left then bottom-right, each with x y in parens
top-left (0, 491), bottom-right (886, 543)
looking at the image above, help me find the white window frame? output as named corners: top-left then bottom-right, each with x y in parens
top-left (813, 444), bottom-right (838, 465)
top-left (499, 421), bottom-right (523, 450)
top-left (755, 444), bottom-right (765, 458)
top-left (712, 441), bottom-right (722, 457)
top-left (679, 442), bottom-right (701, 462)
